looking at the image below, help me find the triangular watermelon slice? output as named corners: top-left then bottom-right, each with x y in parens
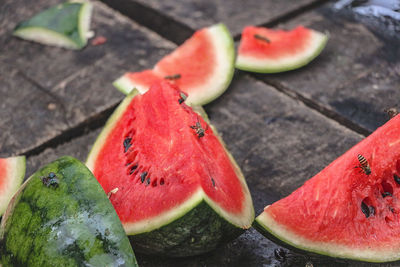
top-left (0, 156), bottom-right (25, 216)
top-left (87, 81), bottom-right (254, 256)
top-left (236, 26), bottom-right (328, 73)
top-left (254, 115), bottom-right (400, 262)
top-left (113, 23), bottom-right (235, 106)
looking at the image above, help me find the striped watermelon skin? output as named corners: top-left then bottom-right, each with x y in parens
top-left (0, 157), bottom-right (137, 266)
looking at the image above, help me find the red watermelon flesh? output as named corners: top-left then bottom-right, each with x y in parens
top-left (236, 26), bottom-right (328, 73)
top-left (255, 115), bottom-right (400, 262)
top-left (120, 27), bottom-right (215, 93)
top-left (0, 157), bottom-right (25, 216)
top-left (113, 23), bottom-right (235, 106)
top-left (239, 26), bottom-right (312, 59)
top-left (87, 81), bottom-right (253, 231)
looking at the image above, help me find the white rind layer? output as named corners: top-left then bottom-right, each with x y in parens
top-left (112, 23), bottom-right (235, 106)
top-left (13, 27), bottom-right (80, 49)
top-left (256, 209), bottom-right (400, 263)
top-left (86, 91), bottom-right (254, 235)
top-left (236, 30), bottom-right (328, 73)
top-left (0, 156), bottom-right (25, 216)
top-left (113, 75), bottom-right (149, 95)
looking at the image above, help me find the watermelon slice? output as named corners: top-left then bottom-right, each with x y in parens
top-left (254, 114), bottom-right (400, 262)
top-left (86, 81), bottom-right (254, 256)
top-left (0, 156), bottom-right (25, 216)
top-left (113, 23), bottom-right (235, 106)
top-left (236, 26), bottom-right (328, 73)
top-left (13, 1), bottom-right (93, 49)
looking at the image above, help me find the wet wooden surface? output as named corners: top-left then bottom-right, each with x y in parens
top-left (1, 0), bottom-right (400, 266)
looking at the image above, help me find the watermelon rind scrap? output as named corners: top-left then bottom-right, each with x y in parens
top-left (86, 90), bottom-right (254, 257)
top-left (13, 1), bottom-right (93, 50)
top-left (0, 156), bottom-right (138, 266)
top-left (236, 29), bottom-right (328, 73)
top-left (112, 23), bottom-right (236, 106)
top-left (0, 156), bottom-right (25, 217)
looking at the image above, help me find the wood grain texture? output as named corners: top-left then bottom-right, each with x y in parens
top-left (104, 0), bottom-right (322, 37)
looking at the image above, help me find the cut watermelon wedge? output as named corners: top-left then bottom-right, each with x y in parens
top-left (87, 81), bottom-right (254, 256)
top-left (254, 114), bottom-right (400, 262)
top-left (236, 26), bottom-right (328, 73)
top-left (113, 23), bottom-right (235, 106)
top-left (0, 156), bottom-right (25, 216)
top-left (13, 1), bottom-right (93, 49)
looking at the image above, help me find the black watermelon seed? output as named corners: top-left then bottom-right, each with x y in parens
top-left (123, 137), bottom-right (132, 153)
top-left (140, 172), bottom-right (148, 183)
top-left (382, 192), bottom-right (392, 198)
top-left (394, 174), bottom-right (400, 185)
top-left (145, 178), bottom-right (151, 186)
top-left (361, 202), bottom-right (370, 218)
top-left (369, 206), bottom-right (375, 216)
top-left (160, 179), bottom-right (165, 185)
top-left (129, 164), bottom-right (138, 174)
top-left (211, 177), bottom-right (215, 187)
top-left (389, 207), bottom-right (395, 213)
top-left (274, 248), bottom-right (286, 261)
top-left (48, 172), bottom-right (56, 178)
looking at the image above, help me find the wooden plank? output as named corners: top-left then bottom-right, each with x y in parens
top-left (0, 65), bottom-right (68, 157)
top-left (254, 5), bottom-right (400, 132)
top-left (103, 0), bottom-right (322, 38)
top-left (1, 0), bottom-right (174, 89)
top-left (0, 0), bottom-right (174, 155)
top-left (28, 74), bottom-right (362, 266)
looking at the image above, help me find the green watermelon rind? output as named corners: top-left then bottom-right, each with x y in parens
top-left (112, 23), bottom-right (236, 106)
top-left (235, 30), bottom-right (328, 73)
top-left (86, 91), bottom-right (254, 256)
top-left (13, 1), bottom-right (92, 50)
top-left (254, 210), bottom-right (399, 263)
top-left (0, 156), bottom-right (25, 217)
top-left (0, 156), bottom-right (138, 266)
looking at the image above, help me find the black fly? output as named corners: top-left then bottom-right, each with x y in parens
top-left (164, 73), bottom-right (181, 80)
top-left (178, 92), bottom-right (187, 104)
top-left (41, 172), bottom-right (59, 188)
top-left (254, 34), bottom-right (271, 43)
top-left (190, 118), bottom-right (207, 138)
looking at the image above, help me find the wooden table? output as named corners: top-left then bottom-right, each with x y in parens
top-left (1, 0), bottom-right (399, 266)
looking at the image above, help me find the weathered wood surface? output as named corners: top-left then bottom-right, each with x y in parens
top-left (0, 0), bottom-right (174, 156)
top-left (255, 4), bottom-right (400, 133)
top-left (102, 0), bottom-right (324, 39)
top-left (28, 74), bottom-right (364, 266)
